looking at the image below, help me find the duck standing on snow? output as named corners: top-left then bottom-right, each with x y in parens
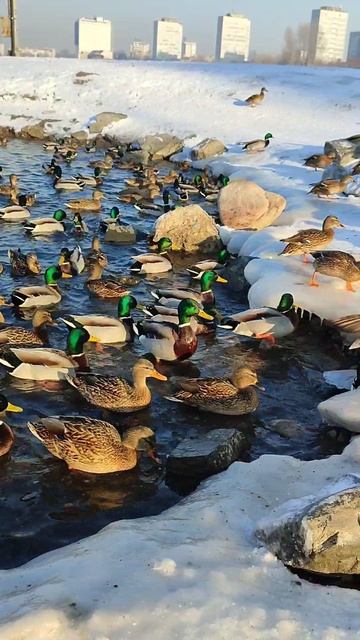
top-left (280, 216), bottom-right (344, 263)
top-left (308, 175), bottom-right (353, 198)
top-left (308, 250), bottom-right (360, 292)
top-left (245, 87), bottom-right (268, 107)
top-left (66, 190), bottom-right (105, 212)
top-left (304, 152), bottom-right (336, 170)
top-left (130, 237), bottom-right (175, 274)
top-left (24, 209), bottom-right (67, 235)
top-left (243, 133), bottom-right (273, 152)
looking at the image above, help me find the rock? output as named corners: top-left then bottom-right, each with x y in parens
top-left (324, 136), bottom-right (360, 166)
top-left (71, 130), bottom-right (89, 144)
top-left (222, 256), bottom-right (251, 294)
top-left (137, 134), bottom-right (184, 161)
top-left (191, 138), bottom-right (227, 161)
top-left (120, 150), bottom-right (151, 166)
top-left (167, 429), bottom-right (248, 477)
top-left (89, 112), bottom-right (127, 135)
top-left (321, 164), bottom-right (348, 181)
top-left (257, 481), bottom-right (360, 575)
top-left (266, 419), bottom-right (304, 439)
top-left (153, 204), bottom-right (220, 253)
top-left (104, 224), bottom-right (136, 244)
top-left (19, 120), bottom-right (49, 140)
top-left (218, 180), bottom-right (286, 230)
top-left (0, 125), bottom-right (15, 139)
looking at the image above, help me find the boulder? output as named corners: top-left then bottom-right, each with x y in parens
top-left (104, 224), bottom-right (136, 244)
top-left (19, 120), bottom-right (49, 140)
top-left (324, 136), bottom-right (360, 166)
top-left (0, 125), bottom-right (15, 139)
top-left (218, 180), bottom-right (286, 230)
top-left (71, 130), bottom-right (89, 144)
top-left (137, 134), bottom-right (184, 161)
top-left (266, 419), bottom-right (304, 439)
top-left (191, 138), bottom-right (227, 161)
top-left (153, 204), bottom-right (220, 253)
top-left (222, 256), bottom-right (251, 294)
top-left (167, 429), bottom-right (248, 477)
top-left (257, 482), bottom-right (360, 575)
top-left (89, 112), bottom-right (127, 134)
top-left (120, 150), bottom-right (151, 166)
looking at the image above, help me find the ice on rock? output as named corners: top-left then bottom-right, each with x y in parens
top-left (318, 388), bottom-right (360, 433)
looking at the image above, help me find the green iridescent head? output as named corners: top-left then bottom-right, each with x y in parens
top-left (264, 133), bottom-right (273, 140)
top-left (117, 294), bottom-right (137, 318)
top-left (67, 326), bottom-right (91, 356)
top-left (219, 174), bottom-right (230, 187)
top-left (177, 298), bottom-right (214, 325)
top-left (110, 206), bottom-right (120, 220)
top-left (217, 249), bottom-right (231, 265)
top-left (194, 175), bottom-right (203, 186)
top-left (44, 266), bottom-right (62, 286)
top-left (158, 237), bottom-right (172, 253)
top-left (200, 270), bottom-right (228, 292)
top-left (277, 293), bottom-right (294, 313)
top-left (53, 209), bottom-right (66, 222)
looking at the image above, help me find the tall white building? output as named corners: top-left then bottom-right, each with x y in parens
top-left (308, 6), bottom-right (348, 64)
top-left (153, 18), bottom-right (183, 60)
top-left (183, 41), bottom-right (197, 59)
top-left (130, 41), bottom-right (151, 60)
top-left (75, 17), bottom-right (112, 59)
top-left (215, 13), bottom-right (251, 62)
top-left (348, 32), bottom-right (360, 62)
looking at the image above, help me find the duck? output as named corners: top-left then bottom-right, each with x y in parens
top-left (0, 393), bottom-right (23, 456)
top-left (73, 212), bottom-right (88, 234)
top-left (130, 237), bottom-right (175, 274)
top-left (73, 167), bottom-right (103, 187)
top-left (99, 206), bottom-right (134, 238)
top-left (352, 161), bottom-right (360, 176)
top-left (58, 245), bottom-right (85, 276)
top-left (218, 293), bottom-right (296, 345)
top-left (330, 314), bottom-right (360, 349)
top-left (245, 87), bottom-right (268, 107)
top-left (186, 249), bottom-right (232, 279)
top-left (66, 358), bottom-right (167, 412)
top-left (0, 202), bottom-right (30, 222)
top-left (88, 154), bottom-right (113, 171)
top-left (53, 166), bottom-right (84, 191)
top-left (280, 215), bottom-right (344, 263)
top-left (65, 190), bottom-right (105, 212)
top-left (150, 270), bottom-right (227, 312)
top-left (141, 301), bottom-right (215, 336)
top-left (308, 175), bottom-right (353, 198)
top-left (24, 209), bottom-right (67, 235)
top-left (86, 255), bottom-right (134, 299)
top-left (308, 250), bottom-right (360, 292)
top-left (133, 189), bottom-right (173, 214)
top-left (11, 265), bottom-right (71, 308)
top-left (138, 298), bottom-right (213, 362)
top-left (27, 419), bottom-right (154, 474)
top-left (0, 325), bottom-right (95, 381)
top-left (61, 294), bottom-right (139, 344)
top-left (13, 192), bottom-right (37, 207)
top-left (304, 152), bottom-right (336, 170)
top-left (0, 174), bottom-right (18, 197)
top-left (55, 148), bottom-right (78, 163)
top-left (86, 235), bottom-right (107, 265)
top-left (43, 139), bottom-right (65, 152)
top-left (243, 133), bottom-right (273, 152)
top-left (42, 158), bottom-right (58, 175)
top-left (0, 310), bottom-right (54, 346)
top-left (118, 187), bottom-right (160, 205)
top-left (166, 366), bottom-right (261, 415)
top-left (8, 249), bottom-right (41, 276)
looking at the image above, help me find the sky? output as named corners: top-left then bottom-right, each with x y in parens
top-left (0, 0), bottom-right (360, 55)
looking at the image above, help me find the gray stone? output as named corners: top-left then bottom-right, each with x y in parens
top-left (222, 256), bottom-right (251, 293)
top-left (167, 428), bottom-right (248, 477)
top-left (89, 112), bottom-right (127, 135)
top-left (71, 130), bottom-right (89, 144)
top-left (267, 419), bottom-right (304, 438)
top-left (153, 204), bottom-right (220, 253)
top-left (324, 136), bottom-right (360, 166)
top-left (0, 125), bottom-right (15, 139)
top-left (137, 134), bottom-right (184, 161)
top-left (218, 180), bottom-right (286, 230)
top-left (321, 163), bottom-right (348, 181)
top-left (104, 225), bottom-right (136, 244)
top-left (257, 481), bottom-right (360, 575)
top-left (191, 138), bottom-right (227, 161)
top-left (120, 150), bottom-right (151, 166)
top-left (19, 120), bottom-right (49, 140)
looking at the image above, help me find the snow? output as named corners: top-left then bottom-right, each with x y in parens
top-left (1, 57), bottom-right (360, 637)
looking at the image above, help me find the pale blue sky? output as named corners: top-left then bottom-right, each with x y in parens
top-left (0, 0), bottom-right (360, 55)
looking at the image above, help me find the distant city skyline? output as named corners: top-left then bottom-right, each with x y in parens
top-left (0, 0), bottom-right (359, 56)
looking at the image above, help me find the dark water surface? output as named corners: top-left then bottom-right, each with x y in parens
top-left (0, 141), bottom-right (349, 568)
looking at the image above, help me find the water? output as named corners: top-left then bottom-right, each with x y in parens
top-left (0, 141), bottom-right (350, 569)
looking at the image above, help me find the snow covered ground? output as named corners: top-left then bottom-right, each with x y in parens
top-left (1, 58), bottom-right (360, 638)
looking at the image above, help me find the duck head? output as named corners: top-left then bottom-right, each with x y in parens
top-left (110, 206), bottom-right (120, 220)
top-left (177, 298), bottom-right (214, 325)
top-left (157, 237), bottom-right (173, 254)
top-left (53, 209), bottom-right (67, 222)
top-left (200, 270), bottom-right (228, 292)
top-left (277, 293), bottom-right (294, 313)
top-left (231, 367), bottom-right (262, 390)
top-left (264, 132), bottom-right (273, 140)
top-left (117, 294), bottom-right (138, 319)
top-left (0, 393), bottom-right (23, 416)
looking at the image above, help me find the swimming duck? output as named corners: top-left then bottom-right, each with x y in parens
top-left (86, 235), bottom-right (107, 265)
top-left (118, 186), bottom-right (160, 205)
top-left (65, 190), bottom-right (105, 212)
top-left (0, 310), bottom-right (53, 346)
top-left (0, 394), bottom-right (23, 456)
top-left (0, 203), bottom-right (30, 222)
top-left (58, 245), bottom-right (85, 276)
top-left (66, 358), bottom-right (167, 412)
top-left (55, 148), bottom-right (78, 163)
top-left (24, 209), bottom-right (67, 235)
top-left (74, 167), bottom-right (103, 187)
top-left (245, 87), bottom-right (268, 107)
top-left (27, 419), bottom-right (154, 474)
top-left (280, 216), bottom-right (344, 262)
top-left (133, 189), bottom-right (173, 214)
top-left (308, 250), bottom-right (360, 292)
top-left (166, 366), bottom-right (261, 415)
top-left (42, 158), bottom-right (58, 175)
top-left (0, 175), bottom-right (18, 197)
top-left (8, 249), bottom-right (41, 276)
top-left (219, 293), bottom-right (296, 345)
top-left (61, 294), bottom-right (139, 344)
top-left (88, 154), bottom-right (113, 171)
top-left (150, 270), bottom-right (227, 312)
top-left (308, 175), bottom-right (353, 198)
top-left (73, 212), bottom-right (88, 234)
top-left (86, 255), bottom-right (133, 299)
top-left (53, 166), bottom-right (84, 191)
top-left (243, 133), bottom-right (273, 152)
top-left (11, 265), bottom-right (70, 308)
top-left (186, 249), bottom-right (232, 279)
top-left (99, 206), bottom-right (134, 238)
top-left (141, 301), bottom-right (214, 336)
top-left (13, 192), bottom-right (36, 207)
top-left (130, 237), bottom-right (175, 274)
top-left (0, 325), bottom-right (95, 381)
top-left (43, 139), bottom-right (65, 152)
top-left (304, 152), bottom-right (336, 170)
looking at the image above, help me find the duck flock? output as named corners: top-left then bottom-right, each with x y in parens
top-left (0, 85), bottom-right (359, 480)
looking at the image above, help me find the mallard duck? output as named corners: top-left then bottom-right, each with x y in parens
top-left (245, 87), bottom-right (268, 107)
top-left (89, 154), bottom-right (113, 171)
top-left (130, 237), bottom-right (175, 274)
top-left (118, 187), bottom-right (160, 205)
top-left (166, 366), bottom-right (261, 415)
top-left (66, 358), bottom-right (167, 412)
top-left (11, 265), bottom-right (71, 308)
top-left (61, 294), bottom-right (139, 344)
top-left (73, 212), bottom-right (88, 234)
top-left (8, 249), bottom-right (41, 276)
top-left (308, 250), bottom-right (360, 292)
top-left (304, 152), bottom-right (336, 170)
top-left (330, 315), bottom-right (360, 349)
top-left (0, 393), bottom-right (23, 456)
top-left (43, 139), bottom-right (65, 152)
top-left (0, 310), bottom-right (53, 345)
top-left (53, 166), bottom-right (84, 191)
top-left (308, 175), bottom-right (353, 197)
top-left (0, 325), bottom-right (96, 381)
top-left (133, 189), bottom-right (172, 214)
top-left (0, 204), bottom-right (30, 222)
top-left (23, 209), bottom-right (67, 235)
top-left (280, 216), bottom-right (344, 262)
top-left (86, 255), bottom-right (133, 299)
top-left (243, 133), bottom-right (273, 152)
top-left (86, 235), bottom-right (107, 265)
top-left (55, 148), bottom-right (77, 163)
top-left (74, 167), bottom-right (103, 187)
top-left (99, 207), bottom-right (136, 241)
top-left (141, 301), bottom-right (214, 336)
top-left (186, 249), bottom-right (232, 279)
top-left (27, 419), bottom-right (154, 474)
top-left (0, 175), bottom-right (18, 197)
top-left (218, 293), bottom-right (296, 345)
top-left (14, 193), bottom-right (36, 207)
top-left (138, 298), bottom-right (213, 362)
top-left (58, 245), bottom-right (85, 276)
top-left (65, 190), bottom-right (105, 212)
top-left (42, 159), bottom-right (57, 175)
top-left (150, 270), bottom-right (227, 311)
